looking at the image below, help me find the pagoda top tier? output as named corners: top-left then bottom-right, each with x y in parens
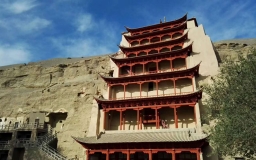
top-left (124, 22), bottom-right (187, 42)
top-left (125, 14), bottom-right (187, 36)
top-left (119, 32), bottom-right (188, 56)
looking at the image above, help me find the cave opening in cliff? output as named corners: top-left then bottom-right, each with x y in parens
top-left (12, 148), bottom-right (25, 160)
top-left (0, 150), bottom-right (8, 160)
top-left (16, 131), bottom-right (32, 139)
top-left (47, 112), bottom-right (68, 132)
top-left (109, 70), bottom-right (114, 77)
top-left (0, 133), bottom-right (12, 142)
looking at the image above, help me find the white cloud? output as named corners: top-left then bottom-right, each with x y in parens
top-left (75, 14), bottom-right (94, 32)
top-left (0, 16), bottom-right (51, 35)
top-left (1, 0), bottom-right (38, 14)
top-left (53, 12), bottom-right (119, 57)
top-left (0, 44), bottom-right (32, 66)
top-left (53, 38), bottom-right (113, 57)
top-left (17, 17), bottom-right (51, 33)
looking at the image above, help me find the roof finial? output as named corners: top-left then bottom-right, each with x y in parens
top-left (160, 19), bottom-right (162, 24)
top-left (164, 16), bottom-right (166, 22)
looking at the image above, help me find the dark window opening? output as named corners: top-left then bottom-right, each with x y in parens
top-left (149, 67), bottom-right (156, 72)
top-left (108, 70), bottom-right (114, 77)
top-left (14, 122), bottom-right (19, 129)
top-left (148, 82), bottom-right (154, 91)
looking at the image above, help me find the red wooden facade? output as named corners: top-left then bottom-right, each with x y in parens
top-left (74, 14), bottom-right (207, 160)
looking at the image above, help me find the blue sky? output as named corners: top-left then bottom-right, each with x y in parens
top-left (0, 0), bottom-right (256, 66)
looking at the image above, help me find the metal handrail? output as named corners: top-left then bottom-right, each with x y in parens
top-left (40, 143), bottom-right (67, 160)
top-left (37, 131), bottom-right (67, 160)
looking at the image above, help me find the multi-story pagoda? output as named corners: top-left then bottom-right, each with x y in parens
top-left (73, 14), bottom-right (219, 160)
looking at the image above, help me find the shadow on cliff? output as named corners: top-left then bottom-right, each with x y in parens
top-left (195, 74), bottom-right (209, 88)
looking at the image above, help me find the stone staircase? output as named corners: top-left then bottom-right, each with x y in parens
top-left (13, 130), bottom-right (68, 160)
top-left (36, 131), bottom-right (67, 160)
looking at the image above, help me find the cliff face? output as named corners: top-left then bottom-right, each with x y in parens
top-left (0, 39), bottom-right (255, 159)
top-left (0, 56), bottom-right (110, 159)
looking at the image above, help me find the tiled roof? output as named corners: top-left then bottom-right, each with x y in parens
top-left (73, 129), bottom-right (207, 144)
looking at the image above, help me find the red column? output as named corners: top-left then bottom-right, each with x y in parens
top-left (185, 57), bottom-right (187, 69)
top-left (118, 66), bottom-right (120, 77)
top-left (191, 77), bottom-right (194, 92)
top-left (120, 110), bottom-right (123, 130)
top-left (85, 150), bottom-right (89, 160)
top-left (123, 84), bottom-right (126, 99)
top-left (127, 150), bottom-right (130, 160)
top-left (170, 60), bottom-right (173, 71)
top-left (173, 79), bottom-right (176, 95)
top-left (149, 150), bottom-right (152, 160)
top-left (174, 107), bottom-right (178, 128)
top-left (155, 108), bottom-right (158, 129)
top-left (157, 110), bottom-right (160, 129)
top-left (140, 111), bottom-right (142, 130)
top-left (172, 152), bottom-right (176, 160)
top-left (137, 110), bottom-right (140, 130)
top-left (140, 83), bottom-right (142, 98)
top-left (156, 61), bottom-right (159, 73)
top-left (143, 63), bottom-right (145, 74)
top-left (106, 150), bottom-right (109, 160)
top-left (156, 81), bottom-right (159, 97)
top-left (123, 112), bottom-right (125, 130)
top-left (194, 106), bottom-right (197, 126)
top-left (108, 84), bottom-right (111, 100)
top-left (103, 110), bottom-right (107, 130)
top-left (197, 149), bottom-right (200, 160)
top-left (130, 65), bottom-right (132, 76)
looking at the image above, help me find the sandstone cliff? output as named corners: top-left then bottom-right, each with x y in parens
top-left (0, 39), bottom-right (255, 159)
top-left (0, 55), bottom-right (111, 159)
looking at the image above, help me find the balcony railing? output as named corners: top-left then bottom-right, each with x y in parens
top-left (109, 91), bottom-right (192, 100)
top-left (143, 115), bottom-right (156, 123)
top-left (0, 141), bottom-right (11, 150)
top-left (119, 67), bottom-right (187, 77)
top-left (14, 138), bottom-right (38, 148)
top-left (0, 123), bottom-right (47, 131)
